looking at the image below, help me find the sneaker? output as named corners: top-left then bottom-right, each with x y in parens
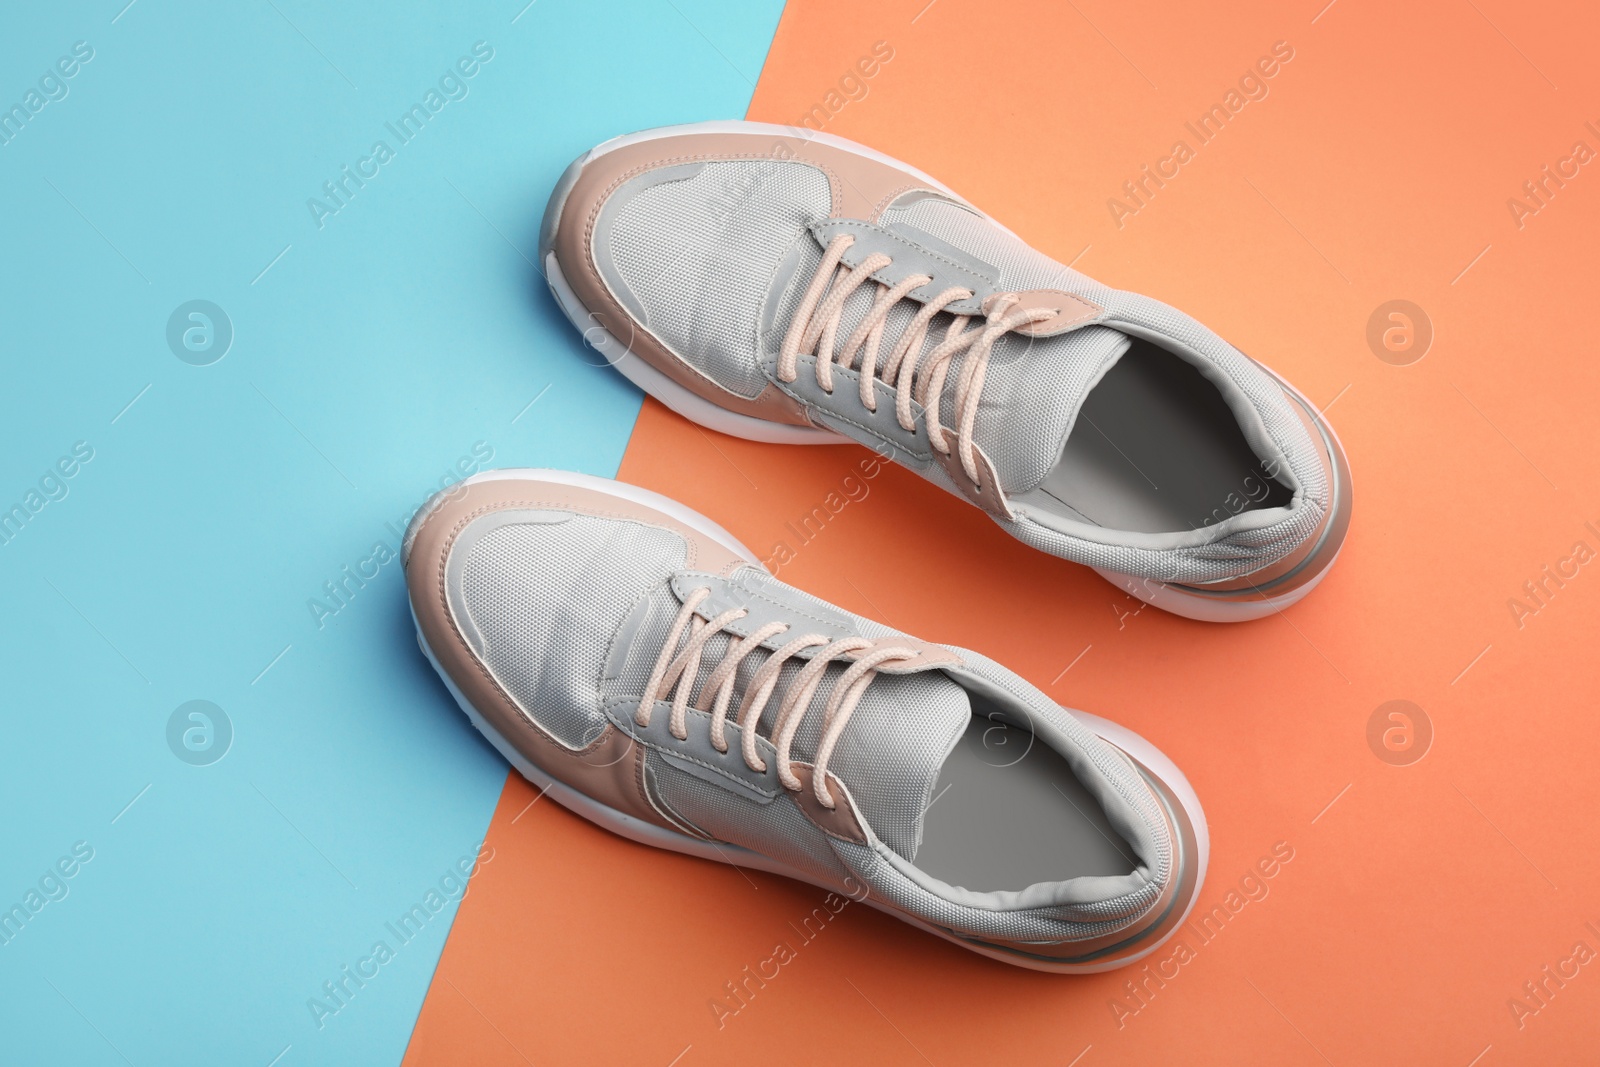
top-left (404, 468), bottom-right (1207, 972)
top-left (538, 121), bottom-right (1350, 621)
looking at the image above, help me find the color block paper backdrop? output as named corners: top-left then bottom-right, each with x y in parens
top-left (4, 1), bottom-right (1598, 1065)
top-left (0, 2), bottom-right (782, 1064)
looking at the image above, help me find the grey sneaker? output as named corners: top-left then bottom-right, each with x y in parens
top-left (405, 468), bottom-right (1206, 972)
top-left (539, 121), bottom-right (1350, 621)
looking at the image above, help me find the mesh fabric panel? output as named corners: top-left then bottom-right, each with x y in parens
top-left (457, 515), bottom-right (685, 748)
top-left (645, 756), bottom-right (854, 888)
top-left (600, 160), bottom-right (832, 399)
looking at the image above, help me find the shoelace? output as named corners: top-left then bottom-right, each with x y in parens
top-left (777, 232), bottom-right (1057, 484)
top-left (636, 586), bottom-right (919, 809)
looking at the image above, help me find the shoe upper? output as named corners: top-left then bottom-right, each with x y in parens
top-left (543, 123), bottom-right (1346, 588)
top-left (405, 472), bottom-right (1197, 964)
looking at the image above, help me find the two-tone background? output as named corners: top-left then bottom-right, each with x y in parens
top-left (3, 1), bottom-right (1597, 1063)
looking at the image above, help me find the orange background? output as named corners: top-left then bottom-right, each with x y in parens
top-left (404, 1), bottom-right (1600, 1062)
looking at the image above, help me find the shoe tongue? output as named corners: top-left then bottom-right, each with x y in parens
top-left (956, 324), bottom-right (1132, 495)
top-left (619, 586), bottom-right (970, 861)
top-left (771, 237), bottom-right (1132, 496)
top-left (810, 668), bottom-right (970, 862)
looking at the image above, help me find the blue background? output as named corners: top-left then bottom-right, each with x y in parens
top-left (0, 1), bottom-right (782, 1063)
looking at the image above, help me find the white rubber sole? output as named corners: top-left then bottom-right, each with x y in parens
top-left (415, 467), bottom-right (1207, 973)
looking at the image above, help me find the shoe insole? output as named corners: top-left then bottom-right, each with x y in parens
top-left (915, 700), bottom-right (1138, 892)
top-left (1040, 339), bottom-right (1293, 533)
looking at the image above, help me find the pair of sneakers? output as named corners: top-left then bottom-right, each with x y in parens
top-left (404, 122), bottom-right (1352, 972)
